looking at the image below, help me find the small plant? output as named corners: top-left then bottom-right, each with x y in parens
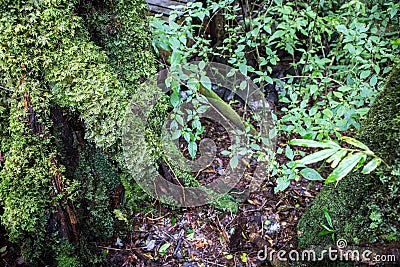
top-left (318, 208), bottom-right (335, 242)
top-left (368, 205), bottom-right (383, 230)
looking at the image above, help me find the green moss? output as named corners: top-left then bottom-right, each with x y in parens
top-left (71, 146), bottom-right (119, 240)
top-left (298, 62), bottom-right (400, 248)
top-left (56, 239), bottom-right (81, 267)
top-left (0, 0), bottom-right (157, 264)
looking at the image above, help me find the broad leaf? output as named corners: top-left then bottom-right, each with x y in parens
top-left (341, 136), bottom-right (370, 151)
top-left (170, 92), bottom-right (180, 108)
top-left (200, 75), bottom-right (212, 90)
top-left (325, 152), bottom-right (364, 184)
top-left (289, 139), bottom-right (340, 149)
top-left (285, 145), bottom-right (294, 160)
top-left (354, 153), bottom-right (367, 170)
top-left (230, 155), bottom-right (238, 169)
top-left (175, 114), bottom-right (184, 126)
top-left (187, 78), bottom-right (199, 91)
top-left (326, 149), bottom-right (348, 168)
top-left (188, 141), bottom-right (197, 159)
top-left (300, 168), bottom-right (324, 180)
top-left (297, 148), bottom-right (339, 165)
top-left (274, 177), bottom-right (291, 193)
top-left (361, 158), bottom-right (382, 174)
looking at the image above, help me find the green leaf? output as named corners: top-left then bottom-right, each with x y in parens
top-left (289, 139), bottom-right (340, 149)
top-left (220, 150), bottom-right (230, 156)
top-left (240, 252), bottom-right (248, 263)
top-left (322, 109), bottom-right (334, 119)
top-left (0, 246), bottom-right (6, 253)
top-left (171, 130), bottom-right (181, 140)
top-left (354, 153), bottom-right (367, 170)
top-left (347, 44), bottom-right (356, 55)
top-left (184, 132), bottom-right (191, 143)
top-left (170, 51), bottom-right (181, 66)
top-left (336, 25), bottom-right (347, 33)
top-left (196, 104), bottom-right (209, 113)
top-left (269, 30), bottom-right (285, 41)
top-left (198, 61), bottom-right (206, 71)
top-left (318, 229), bottom-right (334, 236)
top-left (297, 148), bottom-right (339, 165)
top-left (200, 75), bottom-right (212, 90)
top-left (191, 119), bottom-right (201, 130)
top-left (341, 136), bottom-right (370, 151)
top-left (239, 80), bottom-right (247, 90)
top-left (274, 177), bottom-right (291, 193)
top-left (360, 70), bottom-right (371, 79)
top-left (250, 144), bottom-right (260, 150)
top-left (175, 114), bottom-right (184, 126)
top-left (391, 38), bottom-right (400, 45)
top-left (361, 158), bottom-right (382, 174)
top-left (326, 149), bottom-right (348, 168)
top-left (170, 92), bottom-right (180, 108)
top-left (369, 75), bottom-right (377, 86)
top-left (239, 64), bottom-right (247, 76)
top-left (187, 78), bottom-right (199, 91)
top-left (188, 141), bottom-right (197, 159)
top-left (325, 152), bottom-right (364, 184)
top-left (300, 168), bottom-right (324, 180)
top-left (230, 155), bottom-right (238, 169)
top-left (285, 145), bottom-right (294, 160)
top-left (159, 242), bottom-right (171, 254)
top-left (323, 208), bottom-right (333, 228)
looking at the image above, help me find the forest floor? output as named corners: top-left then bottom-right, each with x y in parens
top-left (102, 98), bottom-right (325, 267)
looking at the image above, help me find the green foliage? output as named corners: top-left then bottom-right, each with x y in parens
top-left (151, 0), bottom-right (399, 248)
top-left (297, 62), bottom-right (400, 248)
top-left (288, 136), bottom-right (385, 186)
top-left (151, 0), bottom-right (400, 193)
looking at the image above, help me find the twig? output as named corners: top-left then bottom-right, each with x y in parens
top-left (97, 246), bottom-right (139, 251)
top-left (201, 259), bottom-right (226, 267)
top-left (144, 211), bottom-right (170, 221)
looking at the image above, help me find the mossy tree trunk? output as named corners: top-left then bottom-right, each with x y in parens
top-left (0, 0), bottom-right (155, 265)
top-left (297, 63), bottom-right (400, 248)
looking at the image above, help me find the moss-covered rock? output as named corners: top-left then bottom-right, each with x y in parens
top-left (297, 62), bottom-right (400, 248)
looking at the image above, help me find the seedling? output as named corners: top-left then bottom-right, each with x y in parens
top-left (318, 208), bottom-right (335, 242)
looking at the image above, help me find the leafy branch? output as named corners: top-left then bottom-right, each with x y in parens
top-left (289, 136), bottom-right (388, 184)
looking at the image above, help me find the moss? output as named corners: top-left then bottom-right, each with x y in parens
top-left (298, 62), bottom-right (400, 248)
top-left (72, 146), bottom-right (119, 240)
top-left (56, 239), bottom-right (81, 267)
top-left (0, 0), bottom-right (157, 264)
